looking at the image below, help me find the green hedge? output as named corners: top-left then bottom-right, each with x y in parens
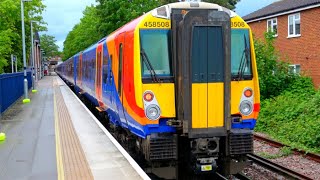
top-left (254, 32), bottom-right (319, 152)
top-left (256, 84), bottom-right (320, 152)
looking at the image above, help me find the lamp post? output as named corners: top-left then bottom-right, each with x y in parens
top-left (34, 40), bottom-right (39, 81)
top-left (30, 20), bottom-right (37, 93)
top-left (40, 49), bottom-right (45, 79)
top-left (36, 44), bottom-right (40, 81)
top-left (21, 0), bottom-right (32, 103)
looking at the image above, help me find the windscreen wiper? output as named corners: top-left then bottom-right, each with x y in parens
top-left (237, 34), bottom-right (249, 81)
top-left (140, 48), bottom-right (160, 83)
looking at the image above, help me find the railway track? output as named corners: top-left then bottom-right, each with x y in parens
top-left (254, 133), bottom-right (320, 163)
top-left (247, 153), bottom-right (313, 180)
top-left (233, 173), bottom-right (251, 180)
top-left (215, 172), bottom-right (251, 180)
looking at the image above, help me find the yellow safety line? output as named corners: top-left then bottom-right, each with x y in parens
top-left (54, 90), bottom-right (65, 180)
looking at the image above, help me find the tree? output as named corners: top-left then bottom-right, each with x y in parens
top-left (96, 0), bottom-right (160, 36)
top-left (63, 6), bottom-right (102, 60)
top-left (40, 34), bottom-right (60, 58)
top-left (0, 0), bottom-right (46, 73)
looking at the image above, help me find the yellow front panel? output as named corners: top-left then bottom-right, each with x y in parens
top-left (142, 83), bottom-right (175, 117)
top-left (135, 13), bottom-right (171, 109)
top-left (230, 81), bottom-right (254, 114)
top-left (192, 84), bottom-right (207, 128)
top-left (208, 83), bottom-right (224, 127)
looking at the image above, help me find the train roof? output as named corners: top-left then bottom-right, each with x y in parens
top-left (63, 2), bottom-right (240, 63)
top-left (150, 2), bottom-right (238, 19)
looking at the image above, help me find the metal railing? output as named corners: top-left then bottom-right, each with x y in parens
top-left (0, 72), bottom-right (32, 113)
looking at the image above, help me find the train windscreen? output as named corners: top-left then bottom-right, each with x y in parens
top-left (231, 29), bottom-right (252, 80)
top-left (140, 29), bottom-right (172, 80)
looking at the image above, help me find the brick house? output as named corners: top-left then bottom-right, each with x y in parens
top-left (243, 0), bottom-right (320, 87)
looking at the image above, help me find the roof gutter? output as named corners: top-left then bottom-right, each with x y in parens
top-left (245, 3), bottom-right (320, 23)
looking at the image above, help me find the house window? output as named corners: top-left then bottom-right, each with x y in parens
top-left (289, 64), bottom-right (301, 74)
top-left (267, 18), bottom-right (277, 36)
top-left (288, 13), bottom-right (300, 37)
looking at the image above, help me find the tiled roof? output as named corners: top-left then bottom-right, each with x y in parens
top-left (243, 0), bottom-right (320, 21)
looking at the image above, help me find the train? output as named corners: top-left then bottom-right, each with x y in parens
top-left (56, 1), bottom-right (260, 177)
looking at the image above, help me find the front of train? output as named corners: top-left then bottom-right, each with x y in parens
top-left (134, 2), bottom-right (260, 175)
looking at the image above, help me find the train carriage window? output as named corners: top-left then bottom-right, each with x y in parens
top-left (77, 57), bottom-right (80, 81)
top-left (91, 58), bottom-right (95, 82)
top-left (108, 55), bottom-right (113, 85)
top-left (103, 54), bottom-right (108, 84)
top-left (85, 59), bottom-right (88, 80)
top-left (110, 55), bottom-right (113, 68)
top-left (118, 45), bottom-right (123, 94)
top-left (103, 53), bottom-right (108, 65)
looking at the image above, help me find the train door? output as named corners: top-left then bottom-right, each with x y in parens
top-left (108, 55), bottom-right (113, 105)
top-left (116, 33), bottom-right (128, 127)
top-left (78, 53), bottom-right (83, 87)
top-left (102, 43), bottom-right (109, 105)
top-left (96, 43), bottom-right (103, 106)
top-left (172, 9), bottom-right (231, 138)
top-left (74, 56), bottom-right (78, 86)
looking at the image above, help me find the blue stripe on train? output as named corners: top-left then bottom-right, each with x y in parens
top-left (68, 40), bottom-right (176, 139)
top-left (231, 119), bottom-right (256, 130)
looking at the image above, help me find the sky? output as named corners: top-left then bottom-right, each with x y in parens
top-left (41, 0), bottom-right (278, 51)
top-left (41, 0), bottom-right (96, 51)
top-left (235, 0), bottom-right (279, 16)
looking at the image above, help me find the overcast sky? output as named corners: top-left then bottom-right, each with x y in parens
top-left (41, 0), bottom-right (96, 51)
top-left (41, 0), bottom-right (278, 51)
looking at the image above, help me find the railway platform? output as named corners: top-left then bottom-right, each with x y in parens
top-left (0, 74), bottom-right (149, 180)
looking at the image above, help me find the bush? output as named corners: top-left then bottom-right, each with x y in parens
top-left (254, 32), bottom-right (318, 152)
top-left (256, 89), bottom-right (320, 152)
top-left (254, 32), bottom-right (304, 100)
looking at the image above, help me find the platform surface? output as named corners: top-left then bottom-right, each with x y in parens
top-left (0, 75), bottom-right (147, 180)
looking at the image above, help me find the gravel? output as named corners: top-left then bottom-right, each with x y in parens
top-left (244, 133), bottom-right (320, 180)
top-left (243, 164), bottom-right (287, 180)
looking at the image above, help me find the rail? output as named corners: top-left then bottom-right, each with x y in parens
top-left (247, 154), bottom-right (312, 180)
top-left (215, 172), bottom-right (251, 180)
top-left (233, 173), bottom-right (251, 180)
top-left (254, 134), bottom-right (320, 163)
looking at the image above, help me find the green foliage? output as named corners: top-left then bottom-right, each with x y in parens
top-left (256, 88), bottom-right (320, 153)
top-left (0, 0), bottom-right (46, 73)
top-left (96, 0), bottom-right (160, 36)
top-left (63, 6), bottom-right (102, 60)
top-left (255, 32), bottom-right (320, 153)
top-left (257, 146), bottom-right (292, 159)
top-left (40, 34), bottom-right (60, 58)
top-left (254, 32), bottom-right (307, 100)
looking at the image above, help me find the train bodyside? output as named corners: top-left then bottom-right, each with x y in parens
top-left (57, 1), bottom-right (260, 176)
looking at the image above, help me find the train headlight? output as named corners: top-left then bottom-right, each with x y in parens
top-left (239, 100), bottom-right (253, 116)
top-left (146, 104), bottom-right (161, 120)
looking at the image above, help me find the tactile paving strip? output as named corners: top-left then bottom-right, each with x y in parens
top-left (54, 79), bottom-right (94, 180)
